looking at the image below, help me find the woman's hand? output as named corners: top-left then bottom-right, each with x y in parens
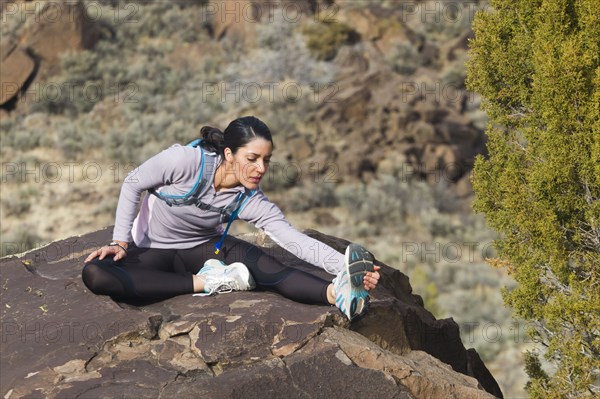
top-left (364, 265), bottom-right (381, 291)
top-left (84, 242), bottom-right (128, 263)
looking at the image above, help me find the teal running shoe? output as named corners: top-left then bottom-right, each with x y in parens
top-left (333, 243), bottom-right (374, 320)
top-left (345, 243), bottom-right (375, 287)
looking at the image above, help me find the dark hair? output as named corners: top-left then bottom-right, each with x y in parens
top-left (200, 116), bottom-right (273, 156)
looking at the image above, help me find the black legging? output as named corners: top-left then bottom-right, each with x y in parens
top-left (81, 235), bottom-right (331, 305)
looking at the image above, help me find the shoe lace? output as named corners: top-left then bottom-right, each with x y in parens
top-left (208, 283), bottom-right (233, 295)
top-left (205, 274), bottom-right (242, 295)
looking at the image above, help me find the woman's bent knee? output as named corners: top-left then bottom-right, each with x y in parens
top-left (81, 262), bottom-right (109, 294)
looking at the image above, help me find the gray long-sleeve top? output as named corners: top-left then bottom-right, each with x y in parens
top-left (112, 143), bottom-right (345, 274)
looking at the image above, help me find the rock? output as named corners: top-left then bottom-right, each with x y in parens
top-left (419, 40), bottom-right (440, 67)
top-left (287, 134), bottom-right (314, 160)
top-left (1, 0), bottom-right (101, 112)
top-left (338, 5), bottom-right (388, 41)
top-left (455, 173), bottom-right (475, 199)
top-left (414, 102), bottom-right (449, 125)
top-left (210, 0), bottom-right (259, 44)
top-left (291, 2), bottom-right (487, 197)
top-left (0, 227), bottom-right (502, 398)
top-left (336, 4), bottom-right (414, 56)
top-left (313, 59), bottom-right (484, 185)
top-left (408, 120), bottom-right (437, 145)
top-left (0, 108), bottom-right (10, 120)
top-left (21, 0), bottom-right (100, 80)
top-left (323, 328), bottom-right (497, 399)
top-left (421, 143), bottom-right (462, 182)
top-left (332, 45), bottom-right (370, 76)
top-left (0, 39), bottom-right (36, 106)
top-left (209, 0), bottom-right (316, 45)
top-left (442, 28), bottom-right (474, 62)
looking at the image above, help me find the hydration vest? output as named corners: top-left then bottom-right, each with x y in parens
top-left (148, 139), bottom-right (256, 254)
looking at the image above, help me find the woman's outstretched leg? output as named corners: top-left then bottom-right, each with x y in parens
top-left (176, 237), bottom-right (378, 321)
top-left (176, 236), bottom-right (332, 305)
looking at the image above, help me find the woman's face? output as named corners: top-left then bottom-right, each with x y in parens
top-left (225, 137), bottom-right (273, 190)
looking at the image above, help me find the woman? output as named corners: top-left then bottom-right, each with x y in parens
top-left (83, 116), bottom-right (380, 320)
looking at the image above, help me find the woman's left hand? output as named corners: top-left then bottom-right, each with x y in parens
top-left (364, 265), bottom-right (381, 291)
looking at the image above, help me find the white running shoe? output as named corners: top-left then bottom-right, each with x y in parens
top-left (225, 262), bottom-right (256, 291)
top-left (197, 259), bottom-right (255, 295)
top-left (333, 243), bottom-right (374, 320)
top-left (203, 259), bottom-right (228, 269)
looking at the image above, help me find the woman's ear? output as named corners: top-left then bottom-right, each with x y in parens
top-left (224, 148), bottom-right (233, 161)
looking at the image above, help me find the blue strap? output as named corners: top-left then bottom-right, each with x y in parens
top-left (187, 138), bottom-right (203, 148)
top-left (149, 140), bottom-right (207, 205)
top-left (214, 189), bottom-right (256, 254)
top-left (147, 139), bottom-right (257, 254)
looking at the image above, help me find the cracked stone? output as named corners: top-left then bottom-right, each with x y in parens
top-left (0, 227), bottom-right (503, 399)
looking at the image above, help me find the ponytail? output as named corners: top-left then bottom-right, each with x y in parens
top-left (199, 116), bottom-right (273, 157)
top-left (200, 126), bottom-right (225, 155)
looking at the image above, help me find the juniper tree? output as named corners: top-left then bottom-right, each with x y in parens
top-left (466, 1), bottom-right (599, 397)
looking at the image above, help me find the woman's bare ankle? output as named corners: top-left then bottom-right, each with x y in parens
top-left (193, 274), bottom-right (205, 293)
top-left (327, 284), bottom-right (336, 305)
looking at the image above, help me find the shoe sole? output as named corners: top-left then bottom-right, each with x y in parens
top-left (346, 243), bottom-right (375, 287)
top-left (334, 274), bottom-right (360, 320)
top-left (348, 293), bottom-right (370, 319)
top-left (339, 279), bottom-right (370, 320)
top-left (343, 244), bottom-right (374, 319)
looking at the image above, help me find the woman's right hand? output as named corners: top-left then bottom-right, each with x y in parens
top-left (84, 243), bottom-right (127, 263)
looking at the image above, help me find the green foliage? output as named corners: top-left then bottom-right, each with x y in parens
top-left (259, 159), bottom-right (300, 193)
top-left (1, 185), bottom-right (37, 217)
top-left (385, 42), bottom-right (423, 75)
top-left (302, 19), bottom-right (358, 61)
top-left (411, 265), bottom-right (442, 316)
top-left (335, 175), bottom-right (438, 236)
top-left (233, 22), bottom-right (334, 85)
top-left (441, 52), bottom-right (468, 88)
top-left (0, 225), bottom-right (43, 258)
top-left (284, 182), bottom-right (338, 213)
top-left (524, 351), bottom-right (550, 395)
top-left (467, 0), bottom-right (600, 397)
top-left (404, 2), bottom-right (477, 43)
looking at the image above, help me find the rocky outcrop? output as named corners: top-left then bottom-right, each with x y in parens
top-left (336, 3), bottom-right (415, 55)
top-left (209, 0), bottom-right (317, 45)
top-left (312, 50), bottom-right (483, 186)
top-left (0, 227), bottom-right (502, 398)
top-left (21, 0), bottom-right (100, 80)
top-left (205, 0), bottom-right (484, 194)
top-left (0, 0), bottom-right (100, 109)
top-left (0, 39), bottom-right (35, 106)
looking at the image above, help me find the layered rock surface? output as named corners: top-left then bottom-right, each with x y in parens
top-left (0, 39), bottom-right (35, 106)
top-left (1, 227), bottom-right (502, 398)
